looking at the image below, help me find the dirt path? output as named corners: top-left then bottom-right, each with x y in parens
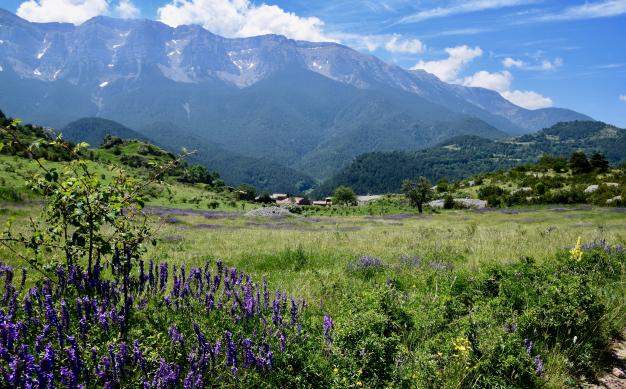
top-left (585, 333), bottom-right (626, 388)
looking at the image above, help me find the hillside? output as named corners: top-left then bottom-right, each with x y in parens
top-left (61, 117), bottom-right (148, 147)
top-left (0, 111), bottom-right (258, 211)
top-left (0, 10), bottom-right (592, 182)
top-left (316, 121), bottom-right (626, 195)
top-left (60, 116), bottom-right (316, 193)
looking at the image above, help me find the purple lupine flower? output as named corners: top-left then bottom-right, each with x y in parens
top-left (214, 339), bottom-right (221, 356)
top-left (60, 366), bottom-right (77, 387)
top-left (290, 297), bottom-right (298, 327)
top-left (263, 277), bottom-right (269, 310)
top-left (169, 325), bottom-right (184, 346)
top-left (139, 260), bottom-right (146, 289)
top-left (192, 323), bottom-right (207, 352)
top-left (534, 355), bottom-right (544, 376)
top-left (108, 344), bottom-right (117, 377)
top-left (243, 282), bottom-right (254, 319)
top-left (60, 299), bottom-right (70, 331)
top-left (272, 299), bottom-right (282, 325)
top-left (323, 313), bottom-right (334, 346)
top-left (216, 259), bottom-right (223, 276)
top-left (183, 369), bottom-right (203, 389)
top-left (173, 275), bottom-right (181, 298)
top-left (160, 263), bottom-right (168, 291)
top-left (133, 340), bottom-right (142, 364)
top-left (133, 340), bottom-right (147, 374)
top-left (524, 338), bottom-right (533, 354)
top-left (120, 341), bottom-right (130, 365)
top-left (149, 259), bottom-right (155, 289)
top-left (225, 331), bottom-right (237, 367)
top-left (23, 296), bottom-right (33, 323)
top-left (266, 349), bottom-right (273, 368)
top-left (151, 359), bottom-right (179, 388)
top-left (243, 338), bottom-right (256, 367)
top-left (44, 294), bottom-right (64, 347)
top-left (279, 332), bottom-right (286, 352)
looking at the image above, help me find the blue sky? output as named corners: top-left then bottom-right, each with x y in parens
top-left (5, 0), bottom-right (626, 126)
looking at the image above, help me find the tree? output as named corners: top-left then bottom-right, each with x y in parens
top-left (180, 164), bottom-right (218, 185)
top-left (235, 184), bottom-right (256, 201)
top-left (569, 151), bottom-right (592, 174)
top-left (401, 177), bottom-right (433, 213)
top-left (256, 191), bottom-right (273, 204)
top-left (1, 119), bottom-right (183, 313)
top-left (443, 194), bottom-right (455, 209)
top-left (333, 186), bottom-right (357, 206)
top-left (538, 154), bottom-right (568, 173)
top-left (589, 152), bottom-right (609, 173)
top-left (436, 178), bottom-right (449, 193)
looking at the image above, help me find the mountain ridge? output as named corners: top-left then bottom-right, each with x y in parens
top-left (0, 9), bottom-right (594, 188)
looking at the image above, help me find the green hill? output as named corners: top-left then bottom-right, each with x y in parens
top-left (316, 121), bottom-right (626, 196)
top-left (0, 110), bottom-right (257, 211)
top-left (59, 116), bottom-right (316, 194)
top-left (61, 117), bottom-right (148, 147)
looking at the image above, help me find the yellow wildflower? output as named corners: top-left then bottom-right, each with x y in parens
top-left (570, 236), bottom-right (583, 261)
top-left (453, 337), bottom-right (471, 360)
top-left (358, 369), bottom-right (363, 375)
top-left (333, 368), bottom-right (339, 374)
top-left (356, 381), bottom-right (363, 387)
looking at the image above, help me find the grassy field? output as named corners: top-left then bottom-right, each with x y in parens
top-left (3, 202), bottom-right (625, 296)
top-left (151, 205), bottom-right (626, 296)
top-left (2, 200), bottom-right (626, 387)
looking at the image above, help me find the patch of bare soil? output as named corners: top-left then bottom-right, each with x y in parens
top-left (584, 332), bottom-right (626, 388)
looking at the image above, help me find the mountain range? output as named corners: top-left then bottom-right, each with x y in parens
top-left (0, 9), bottom-right (592, 191)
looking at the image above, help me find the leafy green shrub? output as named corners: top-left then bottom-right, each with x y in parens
top-left (334, 285), bottom-right (413, 386)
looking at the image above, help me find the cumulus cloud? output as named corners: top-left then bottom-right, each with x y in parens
top-left (410, 45), bottom-right (483, 82)
top-left (115, 0), bottom-right (140, 19)
top-left (416, 50), bottom-right (554, 109)
top-left (463, 70), bottom-right (513, 92)
top-left (384, 35), bottom-right (424, 54)
top-left (16, 0), bottom-right (109, 24)
top-left (462, 69), bottom-right (553, 109)
top-left (157, 0), bottom-right (331, 42)
top-left (620, 95), bottom-right (626, 101)
top-left (501, 90), bottom-right (553, 109)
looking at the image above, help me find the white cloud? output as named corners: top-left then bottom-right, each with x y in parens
top-left (399, 0), bottom-right (535, 23)
top-left (157, 0), bottom-right (331, 42)
top-left (539, 58), bottom-right (563, 70)
top-left (462, 69), bottom-right (553, 109)
top-left (410, 45), bottom-right (483, 82)
top-left (502, 56), bottom-right (562, 71)
top-left (536, 0), bottom-right (626, 21)
top-left (16, 0), bottom-right (109, 24)
top-left (384, 35), bottom-right (424, 54)
top-left (337, 33), bottom-right (424, 54)
top-left (620, 95), bottom-right (626, 101)
top-left (463, 70), bottom-right (513, 92)
top-left (503, 57), bottom-right (525, 68)
top-left (116, 0), bottom-right (140, 19)
top-left (501, 90), bottom-right (553, 109)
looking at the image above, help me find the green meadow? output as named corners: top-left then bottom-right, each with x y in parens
top-left (2, 200), bottom-right (625, 387)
